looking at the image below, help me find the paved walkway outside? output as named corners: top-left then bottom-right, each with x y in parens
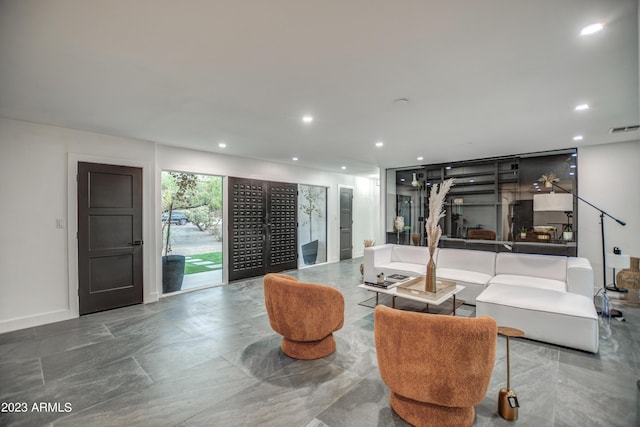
top-left (164, 223), bottom-right (224, 292)
top-left (167, 223), bottom-right (222, 256)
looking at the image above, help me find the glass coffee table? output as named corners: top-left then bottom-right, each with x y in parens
top-left (358, 276), bottom-right (465, 315)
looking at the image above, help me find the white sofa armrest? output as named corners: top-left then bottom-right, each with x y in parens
top-left (567, 257), bottom-right (595, 298)
top-left (364, 244), bottom-right (394, 284)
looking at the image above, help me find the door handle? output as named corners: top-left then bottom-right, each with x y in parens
top-left (131, 240), bottom-right (143, 246)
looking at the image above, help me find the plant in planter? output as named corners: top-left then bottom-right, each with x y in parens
top-left (299, 185), bottom-right (324, 265)
top-left (562, 225), bottom-right (573, 241)
top-left (162, 172), bottom-right (198, 293)
top-left (519, 226), bottom-right (527, 239)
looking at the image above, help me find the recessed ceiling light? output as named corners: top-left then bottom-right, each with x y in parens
top-left (580, 23), bottom-right (604, 36)
top-left (375, 141), bottom-right (384, 147)
top-left (417, 156), bottom-right (424, 161)
top-left (341, 165), bottom-right (347, 170)
top-left (400, 178), bottom-right (406, 182)
top-left (218, 142), bottom-right (227, 148)
top-left (302, 115), bottom-right (313, 123)
top-left (572, 153), bottom-right (577, 157)
top-left (573, 135), bottom-right (583, 141)
top-left (575, 104), bottom-right (589, 111)
top-left (292, 157), bottom-right (299, 161)
top-left (570, 164), bottom-right (576, 169)
top-left (469, 179), bottom-right (475, 183)
top-left (446, 166), bottom-right (452, 170)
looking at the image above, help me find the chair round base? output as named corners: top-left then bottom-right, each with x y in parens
top-left (281, 334), bottom-right (336, 360)
top-left (390, 392), bottom-right (474, 427)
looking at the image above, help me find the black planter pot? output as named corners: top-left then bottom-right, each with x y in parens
top-left (301, 240), bottom-right (319, 265)
top-left (162, 255), bottom-right (185, 293)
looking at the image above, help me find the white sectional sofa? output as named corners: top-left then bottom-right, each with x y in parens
top-left (363, 244), bottom-right (599, 353)
top-left (363, 245), bottom-right (498, 304)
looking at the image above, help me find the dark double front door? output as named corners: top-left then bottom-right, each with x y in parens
top-left (228, 177), bottom-right (297, 281)
top-left (77, 162), bottom-right (143, 315)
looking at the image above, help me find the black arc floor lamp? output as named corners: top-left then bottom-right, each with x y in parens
top-left (550, 182), bottom-right (626, 318)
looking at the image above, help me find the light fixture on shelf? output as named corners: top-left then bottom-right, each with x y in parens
top-left (533, 192), bottom-right (573, 240)
top-left (533, 193), bottom-right (573, 212)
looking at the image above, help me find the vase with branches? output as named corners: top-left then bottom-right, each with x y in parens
top-left (538, 172), bottom-right (560, 188)
top-left (425, 178), bottom-right (455, 292)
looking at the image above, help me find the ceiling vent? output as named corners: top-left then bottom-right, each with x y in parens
top-left (610, 125), bottom-right (640, 133)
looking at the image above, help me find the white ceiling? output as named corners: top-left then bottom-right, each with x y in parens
top-left (1, 0), bottom-right (638, 176)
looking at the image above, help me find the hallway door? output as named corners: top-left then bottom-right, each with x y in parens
top-left (77, 162), bottom-right (143, 315)
top-left (339, 187), bottom-right (353, 260)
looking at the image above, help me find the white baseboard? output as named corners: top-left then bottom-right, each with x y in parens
top-left (0, 309), bottom-right (76, 334)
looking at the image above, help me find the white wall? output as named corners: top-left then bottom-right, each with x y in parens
top-left (0, 118), bottom-right (157, 333)
top-left (0, 118), bottom-right (379, 333)
top-left (578, 140), bottom-right (640, 289)
top-left (352, 176), bottom-right (381, 257)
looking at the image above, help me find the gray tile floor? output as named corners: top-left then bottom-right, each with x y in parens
top-left (1, 258), bottom-right (639, 426)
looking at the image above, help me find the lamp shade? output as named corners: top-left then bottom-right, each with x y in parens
top-left (533, 193), bottom-right (573, 212)
top-left (607, 253), bottom-right (631, 269)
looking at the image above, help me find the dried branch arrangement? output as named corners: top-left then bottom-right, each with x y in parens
top-left (425, 178), bottom-right (455, 256)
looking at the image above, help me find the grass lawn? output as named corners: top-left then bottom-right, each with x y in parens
top-left (184, 252), bottom-right (223, 275)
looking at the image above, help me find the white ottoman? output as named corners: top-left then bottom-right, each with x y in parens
top-left (476, 284), bottom-right (599, 353)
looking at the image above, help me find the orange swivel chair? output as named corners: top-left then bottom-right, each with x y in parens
top-left (263, 273), bottom-right (345, 359)
top-left (374, 305), bottom-right (497, 427)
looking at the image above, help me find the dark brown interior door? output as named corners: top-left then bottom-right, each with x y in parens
top-left (78, 162), bottom-right (143, 315)
top-left (340, 187), bottom-right (353, 260)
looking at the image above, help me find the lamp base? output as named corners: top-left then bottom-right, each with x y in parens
top-left (597, 292), bottom-right (624, 318)
top-left (597, 308), bottom-right (624, 318)
top-left (605, 284), bottom-right (629, 293)
top-left (498, 388), bottom-right (519, 421)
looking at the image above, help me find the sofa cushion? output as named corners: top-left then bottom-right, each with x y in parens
top-left (391, 245), bottom-right (431, 265)
top-left (489, 274), bottom-right (566, 293)
top-left (495, 252), bottom-right (567, 282)
top-left (435, 268), bottom-right (493, 306)
top-left (476, 284), bottom-right (598, 353)
top-left (437, 268), bottom-right (493, 286)
top-left (436, 248), bottom-right (496, 277)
